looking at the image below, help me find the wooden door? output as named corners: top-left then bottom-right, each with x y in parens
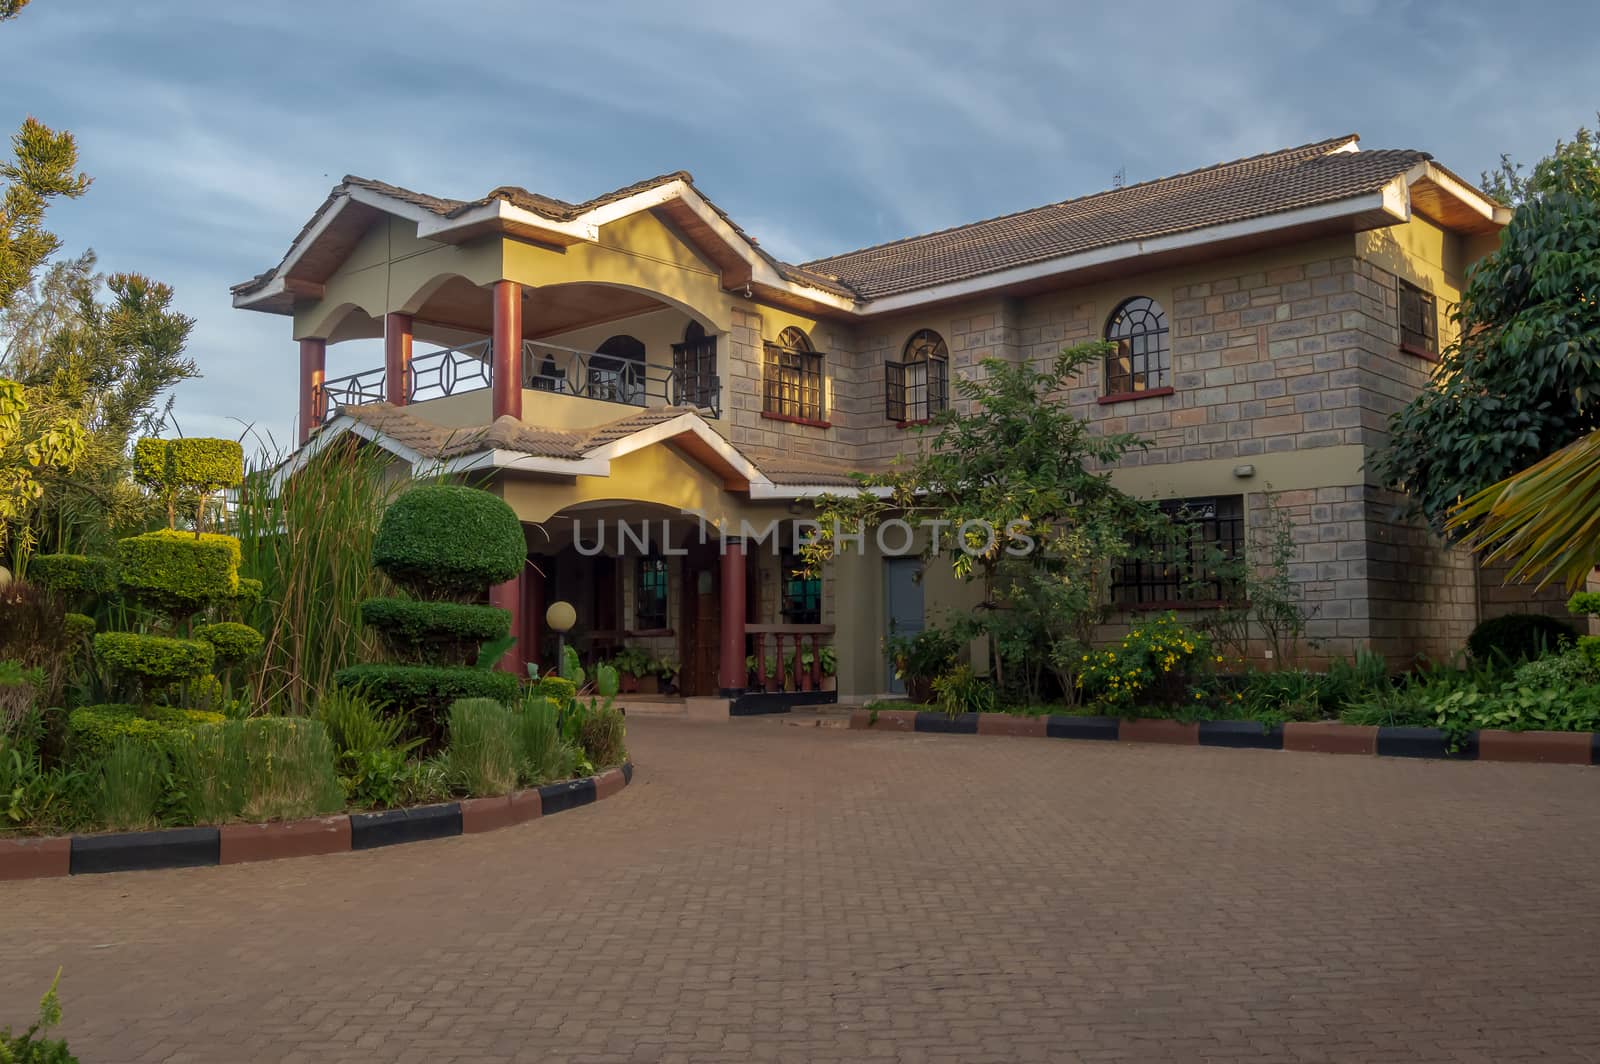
top-left (678, 551), bottom-right (721, 696)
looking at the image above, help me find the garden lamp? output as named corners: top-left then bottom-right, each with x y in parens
top-left (546, 600), bottom-right (577, 671)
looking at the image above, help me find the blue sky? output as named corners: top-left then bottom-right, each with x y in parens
top-left (2, 0), bottom-right (1595, 449)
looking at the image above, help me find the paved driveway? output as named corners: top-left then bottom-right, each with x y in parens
top-left (4, 718), bottom-right (1600, 1063)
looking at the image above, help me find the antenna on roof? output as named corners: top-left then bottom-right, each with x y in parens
top-left (1112, 166), bottom-right (1125, 189)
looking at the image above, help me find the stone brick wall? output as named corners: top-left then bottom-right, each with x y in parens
top-left (725, 305), bottom-right (860, 461)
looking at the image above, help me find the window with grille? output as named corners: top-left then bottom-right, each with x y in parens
top-left (1398, 280), bottom-right (1437, 355)
top-left (1104, 296), bottom-right (1171, 395)
top-left (636, 556), bottom-right (669, 630)
top-left (780, 550), bottom-right (822, 625)
top-left (1111, 496), bottom-right (1244, 606)
top-left (764, 327), bottom-right (826, 422)
top-left (886, 329), bottom-right (949, 423)
top-left (671, 321), bottom-right (719, 408)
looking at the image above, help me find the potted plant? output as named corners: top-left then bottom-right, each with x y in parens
top-left (654, 654), bottom-right (681, 695)
top-left (611, 646), bottom-right (656, 694)
top-left (818, 645), bottom-right (838, 692)
top-left (745, 652), bottom-right (783, 691)
top-left (885, 628), bottom-right (960, 704)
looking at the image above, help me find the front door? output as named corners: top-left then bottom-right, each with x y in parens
top-left (678, 549), bottom-right (721, 696)
top-left (884, 557), bottom-right (924, 694)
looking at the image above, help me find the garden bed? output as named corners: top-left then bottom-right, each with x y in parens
top-left (0, 762), bottom-right (633, 881)
top-left (851, 708), bottom-right (1599, 767)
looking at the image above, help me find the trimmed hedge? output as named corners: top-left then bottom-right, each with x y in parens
top-left (94, 631), bottom-right (215, 687)
top-left (334, 663), bottom-right (520, 743)
top-left (116, 529), bottom-right (240, 616)
top-left (371, 486), bottom-right (525, 599)
top-left (132, 437), bottom-right (168, 488)
top-left (63, 612), bottom-right (96, 642)
top-left (194, 621), bottom-right (265, 663)
top-left (1467, 613), bottom-right (1577, 665)
top-left (29, 553), bottom-right (116, 596)
top-left (360, 597), bottom-right (511, 665)
top-left (165, 437), bottom-right (243, 492)
top-left (67, 703), bottom-right (226, 759)
top-left (232, 576), bottom-right (263, 615)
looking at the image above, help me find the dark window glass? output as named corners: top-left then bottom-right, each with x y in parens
top-left (1112, 496), bottom-right (1245, 606)
top-left (886, 329), bottom-right (949, 422)
top-left (764, 327), bottom-right (825, 421)
top-left (671, 321), bottom-right (719, 408)
top-left (780, 550), bottom-right (822, 625)
top-left (591, 334), bottom-right (646, 404)
top-left (1104, 297), bottom-right (1171, 395)
top-left (1398, 281), bottom-right (1437, 354)
top-left (636, 556), bottom-right (669, 630)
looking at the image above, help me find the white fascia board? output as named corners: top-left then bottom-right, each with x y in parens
top-left (418, 199), bottom-right (599, 244)
top-left (430, 448), bottom-right (611, 478)
top-left (268, 415), bottom-right (426, 489)
top-left (747, 483), bottom-right (896, 500)
top-left (859, 192), bottom-right (1403, 317)
top-left (584, 412), bottom-right (767, 484)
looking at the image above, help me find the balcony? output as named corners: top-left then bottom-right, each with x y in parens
top-left (318, 337), bottom-right (721, 422)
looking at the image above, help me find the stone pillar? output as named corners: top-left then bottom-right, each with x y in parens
top-left (525, 561), bottom-right (545, 676)
top-left (384, 312), bottom-right (413, 406)
top-left (718, 537), bottom-right (746, 695)
top-left (298, 337), bottom-right (326, 444)
top-left (492, 280), bottom-right (523, 421)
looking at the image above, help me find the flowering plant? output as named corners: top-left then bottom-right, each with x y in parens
top-left (1076, 612), bottom-right (1209, 711)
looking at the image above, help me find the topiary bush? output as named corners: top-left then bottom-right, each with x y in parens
top-left (1467, 612), bottom-right (1578, 665)
top-left (194, 621), bottom-right (265, 664)
top-left (116, 529), bottom-right (239, 620)
top-left (94, 631), bottom-right (215, 693)
top-left (371, 485), bottom-right (524, 601)
top-left (67, 703), bottom-right (226, 760)
top-left (29, 553), bottom-right (117, 605)
top-left (535, 675), bottom-right (576, 713)
top-left (334, 663), bottom-right (519, 742)
top-left (165, 437), bottom-right (243, 496)
top-left (359, 598), bottom-right (511, 666)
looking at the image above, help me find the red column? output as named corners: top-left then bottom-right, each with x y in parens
top-left (385, 312), bottom-right (413, 406)
top-left (489, 568), bottom-right (524, 677)
top-left (718, 537), bottom-right (747, 694)
top-left (298, 337), bottom-right (326, 444)
top-left (492, 280), bottom-right (523, 420)
top-left (525, 561), bottom-right (545, 676)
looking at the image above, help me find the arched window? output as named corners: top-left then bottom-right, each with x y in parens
top-left (590, 334), bottom-right (646, 405)
top-left (671, 320), bottom-right (719, 412)
top-left (1104, 297), bottom-right (1171, 396)
top-left (764, 327), bottom-right (826, 423)
top-left (886, 329), bottom-right (949, 423)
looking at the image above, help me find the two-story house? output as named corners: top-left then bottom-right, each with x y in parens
top-left (233, 133), bottom-right (1540, 708)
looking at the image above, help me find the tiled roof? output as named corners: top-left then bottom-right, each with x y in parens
top-left (800, 135), bottom-right (1428, 299)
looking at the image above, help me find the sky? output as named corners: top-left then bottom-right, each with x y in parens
top-left (1, 0), bottom-right (1596, 449)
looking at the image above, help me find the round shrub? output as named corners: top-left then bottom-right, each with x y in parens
top-left (334, 663), bottom-right (520, 745)
top-left (1466, 612), bottom-right (1578, 665)
top-left (94, 631), bottom-right (215, 688)
top-left (67, 703), bottom-right (226, 759)
top-left (194, 621), bottom-right (265, 663)
top-left (116, 529), bottom-right (240, 617)
top-left (372, 486), bottom-right (524, 600)
top-left (360, 597), bottom-right (511, 665)
top-left (29, 553), bottom-right (116, 597)
top-left (63, 612), bottom-right (96, 642)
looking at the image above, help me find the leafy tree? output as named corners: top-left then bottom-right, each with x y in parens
top-left (1372, 122), bottom-right (1600, 532)
top-left (0, 117), bottom-right (90, 315)
top-left (802, 342), bottom-right (1168, 702)
top-left (1480, 118), bottom-right (1600, 206)
top-left (0, 378), bottom-right (85, 559)
top-left (0, 1), bottom-right (33, 22)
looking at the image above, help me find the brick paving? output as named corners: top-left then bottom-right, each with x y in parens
top-left (4, 718), bottom-right (1600, 1063)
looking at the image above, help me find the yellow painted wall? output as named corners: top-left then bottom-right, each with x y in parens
top-left (1357, 215), bottom-right (1467, 348)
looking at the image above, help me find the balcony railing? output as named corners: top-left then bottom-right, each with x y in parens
top-left (317, 337), bottom-right (720, 422)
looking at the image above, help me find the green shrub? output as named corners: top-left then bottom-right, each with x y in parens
top-left (115, 529), bottom-right (239, 617)
top-left (0, 969), bottom-right (79, 1063)
top-left (536, 675), bottom-right (576, 712)
top-left (886, 627), bottom-right (962, 687)
top-left (167, 723), bottom-right (239, 825)
top-left (29, 553), bottom-right (116, 598)
top-left (1568, 591), bottom-right (1600, 616)
top-left (593, 662), bottom-right (620, 698)
top-left (513, 692), bottom-right (574, 784)
top-left (230, 717), bottom-right (344, 821)
top-left (96, 738), bottom-right (167, 830)
top-left (1466, 613), bottom-right (1577, 665)
top-left (194, 621), bottom-right (264, 664)
top-left (132, 437), bottom-right (168, 488)
top-left (446, 698), bottom-right (520, 795)
top-left (334, 663), bottom-right (519, 742)
top-left (67, 704), bottom-right (226, 760)
top-left (165, 437), bottom-right (244, 493)
top-left (360, 597), bottom-right (511, 665)
top-left (371, 485), bottom-right (525, 600)
top-left (94, 631), bottom-right (214, 691)
top-left (558, 644), bottom-right (585, 687)
top-left (1077, 613), bottom-right (1209, 712)
top-left (577, 701), bottom-right (627, 769)
top-left (63, 612), bottom-right (95, 643)
top-left (229, 577), bottom-right (263, 618)
top-left (931, 664), bottom-right (995, 717)
top-left (314, 687), bottom-right (412, 768)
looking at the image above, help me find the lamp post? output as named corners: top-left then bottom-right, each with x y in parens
top-left (546, 600), bottom-right (577, 675)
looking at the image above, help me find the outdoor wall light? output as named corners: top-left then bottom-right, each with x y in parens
top-left (1232, 464), bottom-right (1256, 479)
top-left (547, 600), bottom-right (577, 665)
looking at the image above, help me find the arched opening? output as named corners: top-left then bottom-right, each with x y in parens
top-left (1104, 296), bottom-right (1171, 395)
top-left (589, 334), bottom-right (647, 404)
top-left (886, 328), bottom-right (948, 422)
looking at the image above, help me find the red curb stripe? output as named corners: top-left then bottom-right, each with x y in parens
top-left (1282, 722), bottom-right (1377, 755)
top-left (0, 836), bottom-right (70, 881)
top-left (1477, 729), bottom-right (1592, 765)
top-left (220, 816), bottom-right (351, 865)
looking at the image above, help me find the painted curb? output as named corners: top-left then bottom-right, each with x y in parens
top-left (1282, 722), bottom-right (1376, 755)
top-left (1376, 726), bottom-right (1478, 760)
top-left (852, 708), bottom-right (918, 731)
top-left (1046, 715), bottom-right (1119, 742)
top-left (915, 711), bottom-right (980, 734)
top-left (1199, 720), bottom-right (1284, 750)
top-left (1119, 718), bottom-right (1200, 745)
top-left (0, 760), bottom-right (633, 881)
top-left (977, 714), bottom-right (1047, 738)
top-left (70, 827), bottom-right (219, 876)
top-left (1477, 729), bottom-right (1593, 765)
